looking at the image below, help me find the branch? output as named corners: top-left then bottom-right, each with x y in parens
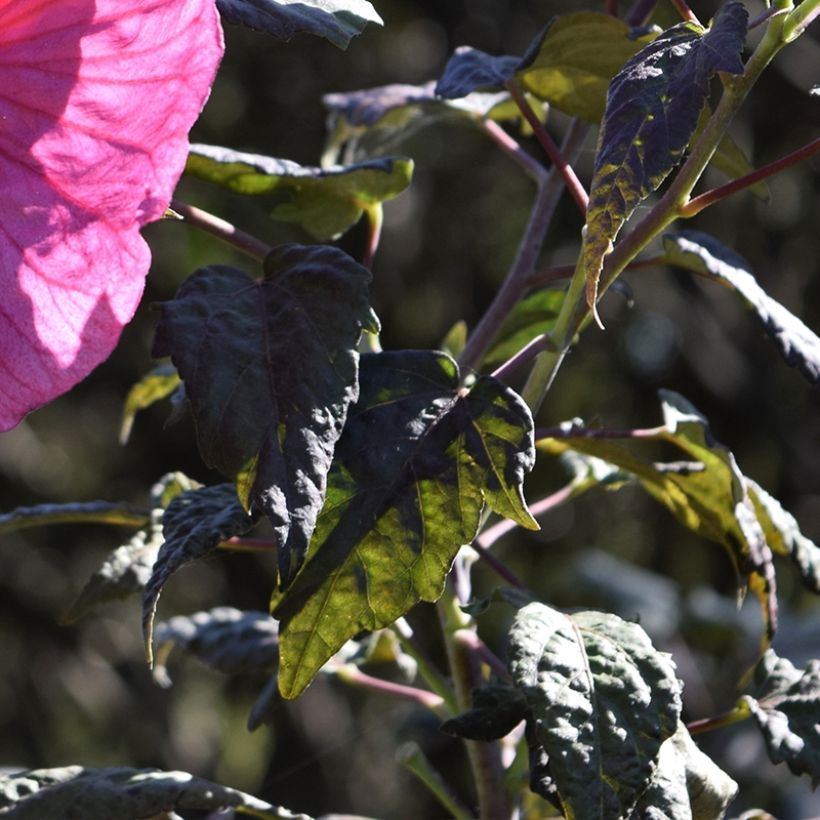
top-left (453, 629), bottom-right (511, 682)
top-left (361, 204), bottom-right (383, 270)
top-left (398, 743), bottom-right (474, 820)
top-left (334, 664), bottom-right (446, 714)
top-left (669, 0), bottom-right (700, 26)
top-left (481, 119), bottom-right (549, 184)
top-left (169, 199), bottom-right (273, 262)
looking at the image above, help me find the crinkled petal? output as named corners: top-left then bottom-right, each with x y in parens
top-left (0, 0), bottom-right (224, 429)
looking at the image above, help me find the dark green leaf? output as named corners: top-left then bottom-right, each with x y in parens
top-left (508, 602), bottom-right (681, 819)
top-left (153, 245), bottom-right (376, 584)
top-left (0, 502), bottom-right (149, 534)
top-left (435, 47), bottom-right (520, 99)
top-left (0, 765), bottom-right (308, 819)
top-left (743, 650), bottom-right (820, 782)
top-left (153, 607), bottom-right (279, 687)
top-left (483, 286), bottom-right (565, 367)
top-left (216, 0), bottom-right (381, 49)
top-left (633, 722), bottom-right (738, 818)
top-left (663, 230), bottom-right (820, 387)
top-left (186, 145), bottom-right (413, 240)
top-left (272, 351), bottom-right (538, 698)
top-left (516, 13), bottom-right (659, 122)
top-left (583, 3), bottom-right (747, 308)
top-left (440, 684), bottom-right (527, 741)
top-left (142, 484), bottom-right (258, 662)
top-left (119, 363), bottom-right (181, 444)
top-left (538, 390), bottom-right (779, 643)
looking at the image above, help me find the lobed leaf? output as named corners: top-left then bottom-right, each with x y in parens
top-left (0, 765), bottom-right (308, 819)
top-left (663, 230), bottom-right (820, 387)
top-left (272, 350), bottom-right (538, 698)
top-left (582, 3), bottom-right (747, 310)
top-left (119, 363), bottom-right (181, 444)
top-left (153, 245), bottom-right (376, 584)
top-left (186, 145), bottom-right (413, 239)
top-left (507, 602), bottom-right (681, 819)
top-left (216, 0), bottom-right (381, 49)
top-left (142, 484), bottom-right (258, 662)
top-left (538, 390), bottom-right (781, 643)
top-left (153, 606), bottom-right (279, 687)
top-left (743, 650), bottom-right (820, 783)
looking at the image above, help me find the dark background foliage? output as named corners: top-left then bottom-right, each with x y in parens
top-left (1, 1), bottom-right (819, 817)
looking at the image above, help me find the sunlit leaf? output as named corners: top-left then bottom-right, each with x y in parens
top-left (440, 684), bottom-right (527, 741)
top-left (142, 484), bottom-right (258, 662)
top-left (216, 0), bottom-right (381, 49)
top-left (119, 363), bottom-right (181, 444)
top-left (272, 350), bottom-right (538, 698)
top-left (186, 145), bottom-right (413, 240)
top-left (663, 230), bottom-right (820, 387)
top-left (152, 607), bottom-right (279, 687)
top-left (537, 390), bottom-right (779, 643)
top-left (742, 650), bottom-right (820, 782)
top-left (583, 3), bottom-right (747, 309)
top-left (508, 602), bottom-right (681, 818)
top-left (0, 765), bottom-right (308, 819)
top-left (153, 245), bottom-right (376, 584)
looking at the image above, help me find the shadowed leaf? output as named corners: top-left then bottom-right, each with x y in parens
top-left (508, 602), bottom-right (681, 818)
top-left (663, 230), bottom-right (820, 386)
top-left (537, 390), bottom-right (779, 644)
top-left (272, 350), bottom-right (538, 698)
top-left (435, 47), bottom-right (520, 98)
top-left (186, 145), bottom-right (413, 239)
top-left (0, 765), bottom-right (308, 819)
top-left (142, 484), bottom-right (258, 662)
top-left (441, 684), bottom-right (528, 741)
top-left (743, 650), bottom-right (820, 783)
top-left (153, 245), bottom-right (376, 584)
top-left (153, 606), bottom-right (279, 687)
top-left (119, 363), bottom-right (181, 444)
top-left (0, 502), bottom-right (148, 534)
top-left (216, 0), bottom-right (381, 49)
top-left (583, 3), bottom-right (747, 309)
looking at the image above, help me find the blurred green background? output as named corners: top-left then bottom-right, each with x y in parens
top-left (1, 1), bottom-right (819, 817)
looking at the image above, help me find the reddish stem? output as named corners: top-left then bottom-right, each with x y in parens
top-left (670, 0), bottom-right (700, 25)
top-left (453, 629), bottom-right (512, 682)
top-left (218, 537), bottom-right (278, 553)
top-left (335, 664), bottom-right (445, 712)
top-left (506, 81), bottom-right (590, 214)
top-left (361, 204), bottom-right (383, 270)
top-left (606, 0), bottom-right (619, 16)
top-left (482, 119), bottom-right (548, 183)
top-left (527, 254), bottom-right (667, 289)
top-left (471, 541), bottom-right (527, 590)
top-left (681, 137), bottom-right (820, 217)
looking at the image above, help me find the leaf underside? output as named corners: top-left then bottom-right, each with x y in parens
top-left (507, 602), bottom-right (681, 819)
top-left (153, 244), bottom-right (376, 585)
top-left (272, 350), bottom-right (538, 698)
top-left (582, 2), bottom-right (747, 309)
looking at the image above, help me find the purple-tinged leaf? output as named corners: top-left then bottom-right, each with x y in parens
top-left (142, 484), bottom-right (258, 662)
top-left (435, 47), bottom-right (520, 99)
top-left (216, 0), bottom-right (381, 49)
top-left (153, 245), bottom-right (376, 585)
top-left (663, 230), bottom-right (820, 387)
top-left (583, 2), bottom-right (748, 309)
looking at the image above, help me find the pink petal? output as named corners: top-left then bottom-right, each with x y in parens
top-left (0, 0), bottom-right (224, 430)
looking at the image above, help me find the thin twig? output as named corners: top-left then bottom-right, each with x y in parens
top-left (490, 333), bottom-right (553, 383)
top-left (506, 81), bottom-right (590, 214)
top-left (534, 423), bottom-right (667, 440)
top-left (453, 629), bottom-right (512, 682)
top-left (625, 0), bottom-right (659, 25)
top-left (687, 703), bottom-right (751, 735)
top-left (170, 198), bottom-right (273, 262)
top-left (471, 541), bottom-right (527, 589)
top-left (335, 664), bottom-right (446, 712)
top-left (669, 0), bottom-right (700, 25)
top-left (361, 204), bottom-right (383, 270)
top-left (482, 119), bottom-right (549, 184)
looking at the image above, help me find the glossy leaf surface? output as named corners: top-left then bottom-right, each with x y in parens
top-left (142, 484), bottom-right (258, 661)
top-left (0, 766), bottom-right (306, 819)
top-left (153, 245), bottom-right (376, 583)
top-left (664, 230), bottom-right (820, 386)
top-left (508, 602), bottom-right (681, 819)
top-left (216, 0), bottom-right (381, 49)
top-left (273, 350), bottom-right (538, 698)
top-left (187, 145), bottom-right (413, 239)
top-left (583, 3), bottom-right (747, 308)
top-left (743, 650), bottom-right (820, 782)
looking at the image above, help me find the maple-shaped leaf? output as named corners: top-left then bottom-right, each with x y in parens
top-left (582, 2), bottom-right (747, 310)
top-left (153, 244), bottom-right (376, 585)
top-left (0, 0), bottom-right (223, 430)
top-left (272, 350), bottom-right (538, 698)
top-left (186, 144), bottom-right (413, 240)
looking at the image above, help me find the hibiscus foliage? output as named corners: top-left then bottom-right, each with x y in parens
top-left (2, 0), bottom-right (820, 818)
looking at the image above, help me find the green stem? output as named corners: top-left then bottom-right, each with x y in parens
top-left (169, 199), bottom-right (273, 262)
top-left (783, 0), bottom-right (820, 41)
top-left (437, 588), bottom-right (512, 819)
top-left (362, 203), bottom-right (383, 270)
top-left (398, 742), bottom-right (474, 820)
top-left (687, 700), bottom-right (752, 735)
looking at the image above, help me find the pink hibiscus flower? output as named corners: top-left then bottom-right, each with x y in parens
top-left (0, 0), bottom-right (224, 430)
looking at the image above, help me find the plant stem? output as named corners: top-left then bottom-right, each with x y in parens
top-left (669, 0), bottom-right (700, 26)
top-left (687, 701), bottom-right (751, 735)
top-left (482, 119), bottom-right (549, 184)
top-left (457, 120), bottom-right (589, 373)
top-left (489, 333), bottom-right (553, 383)
top-left (453, 629), bottom-right (512, 682)
top-left (507, 81), bottom-right (589, 214)
top-left (398, 742), bottom-right (474, 820)
top-left (783, 0), bottom-right (820, 41)
top-left (534, 423), bottom-right (668, 440)
top-left (625, 0), bottom-right (658, 25)
top-left (681, 136), bottom-right (820, 217)
top-left (217, 536), bottom-right (278, 553)
top-left (471, 541), bottom-right (527, 589)
top-left (170, 198), bottom-right (273, 262)
top-left (362, 204), bottom-right (383, 269)
top-left (438, 589), bottom-right (511, 819)
top-left (334, 664), bottom-right (447, 714)
top-left (606, 0), bottom-right (619, 17)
